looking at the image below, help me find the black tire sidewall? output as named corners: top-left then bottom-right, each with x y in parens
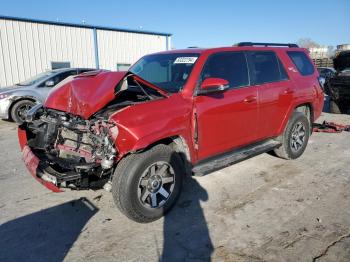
top-left (330, 99), bottom-right (341, 114)
top-left (284, 112), bottom-right (310, 159)
top-left (11, 100), bottom-right (35, 124)
top-left (114, 145), bottom-right (184, 222)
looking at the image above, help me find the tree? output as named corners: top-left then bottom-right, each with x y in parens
top-left (297, 38), bottom-right (320, 48)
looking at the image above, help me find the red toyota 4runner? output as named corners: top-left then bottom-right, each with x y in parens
top-left (19, 42), bottom-right (324, 222)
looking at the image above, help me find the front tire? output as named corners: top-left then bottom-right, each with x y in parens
top-left (112, 144), bottom-right (184, 223)
top-left (274, 112), bottom-right (310, 160)
top-left (10, 99), bottom-right (36, 124)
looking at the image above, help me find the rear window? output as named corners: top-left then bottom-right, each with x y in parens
top-left (248, 51), bottom-right (287, 85)
top-left (287, 51), bottom-right (314, 76)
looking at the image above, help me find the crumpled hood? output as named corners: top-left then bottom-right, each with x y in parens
top-left (44, 71), bottom-right (127, 119)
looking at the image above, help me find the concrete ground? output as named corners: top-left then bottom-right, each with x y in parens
top-left (0, 112), bottom-right (349, 262)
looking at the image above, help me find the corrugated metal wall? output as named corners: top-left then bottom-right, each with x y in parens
top-left (0, 19), bottom-right (95, 87)
top-left (0, 18), bottom-right (169, 87)
top-left (97, 30), bottom-right (167, 70)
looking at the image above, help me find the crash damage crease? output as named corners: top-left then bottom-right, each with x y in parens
top-left (21, 71), bottom-right (166, 190)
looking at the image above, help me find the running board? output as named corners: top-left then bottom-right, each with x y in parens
top-left (192, 139), bottom-right (281, 176)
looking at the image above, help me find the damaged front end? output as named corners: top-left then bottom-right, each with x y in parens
top-left (20, 104), bottom-right (118, 190)
top-left (18, 70), bottom-right (169, 192)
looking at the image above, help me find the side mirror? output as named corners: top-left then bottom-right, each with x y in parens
top-left (44, 80), bottom-right (55, 87)
top-left (197, 78), bottom-right (229, 95)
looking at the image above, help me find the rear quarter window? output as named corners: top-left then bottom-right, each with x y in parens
top-left (248, 51), bottom-right (288, 85)
top-left (287, 51), bottom-right (314, 76)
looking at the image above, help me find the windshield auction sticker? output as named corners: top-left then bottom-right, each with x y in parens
top-left (174, 57), bottom-right (198, 64)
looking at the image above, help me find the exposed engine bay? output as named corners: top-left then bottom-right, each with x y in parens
top-left (23, 74), bottom-right (164, 189)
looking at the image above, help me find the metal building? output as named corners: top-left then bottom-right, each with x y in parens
top-left (0, 15), bottom-right (171, 87)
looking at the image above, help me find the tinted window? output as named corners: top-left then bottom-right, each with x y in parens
top-left (200, 52), bottom-right (249, 88)
top-left (278, 58), bottom-right (289, 80)
top-left (40, 70), bottom-right (76, 87)
top-left (287, 51), bottom-right (314, 76)
top-left (130, 53), bottom-right (200, 93)
top-left (248, 51), bottom-right (282, 84)
top-left (54, 71), bottom-right (77, 84)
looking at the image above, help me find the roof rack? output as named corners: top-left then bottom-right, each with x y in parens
top-left (236, 42), bottom-right (299, 48)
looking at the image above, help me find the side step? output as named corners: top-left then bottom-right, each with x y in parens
top-left (192, 139), bottom-right (281, 176)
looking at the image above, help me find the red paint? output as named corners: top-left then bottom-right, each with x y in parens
top-left (44, 71), bottom-right (127, 119)
top-left (22, 145), bottom-right (62, 193)
top-left (194, 86), bottom-right (259, 159)
top-left (18, 127), bottom-right (62, 192)
top-left (111, 47), bottom-right (323, 163)
top-left (20, 45), bottom-right (324, 190)
top-left (200, 77), bottom-right (229, 89)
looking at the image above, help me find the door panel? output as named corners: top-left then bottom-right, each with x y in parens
top-left (257, 80), bottom-right (294, 138)
top-left (246, 51), bottom-right (294, 139)
top-left (195, 87), bottom-right (258, 160)
top-left (194, 51), bottom-right (259, 160)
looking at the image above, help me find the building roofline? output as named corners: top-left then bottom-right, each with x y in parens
top-left (0, 14), bottom-right (172, 36)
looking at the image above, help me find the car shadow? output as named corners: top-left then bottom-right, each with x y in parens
top-left (161, 153), bottom-right (214, 261)
top-left (0, 197), bottom-right (98, 262)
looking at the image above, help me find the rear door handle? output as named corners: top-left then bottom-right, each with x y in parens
top-left (243, 96), bottom-right (257, 103)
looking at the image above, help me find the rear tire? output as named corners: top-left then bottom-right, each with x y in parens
top-left (329, 99), bottom-right (341, 114)
top-left (10, 99), bottom-right (36, 124)
top-left (112, 144), bottom-right (184, 223)
top-left (274, 112), bottom-right (310, 160)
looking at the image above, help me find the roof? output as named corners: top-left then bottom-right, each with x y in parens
top-left (154, 48), bottom-right (207, 55)
top-left (152, 45), bottom-right (304, 56)
top-left (0, 15), bottom-right (172, 36)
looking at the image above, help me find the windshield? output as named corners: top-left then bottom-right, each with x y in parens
top-left (129, 53), bottom-right (200, 93)
top-left (18, 71), bottom-right (56, 86)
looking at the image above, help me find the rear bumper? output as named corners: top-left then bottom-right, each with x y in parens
top-left (18, 127), bottom-right (62, 192)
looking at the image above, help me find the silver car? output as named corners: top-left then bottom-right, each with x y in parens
top-left (0, 68), bottom-right (94, 124)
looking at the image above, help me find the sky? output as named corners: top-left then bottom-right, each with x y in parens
top-left (1, 0), bottom-right (349, 49)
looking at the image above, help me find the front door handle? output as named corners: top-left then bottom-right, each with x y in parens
top-left (284, 89), bottom-right (294, 95)
top-left (243, 96), bottom-right (257, 103)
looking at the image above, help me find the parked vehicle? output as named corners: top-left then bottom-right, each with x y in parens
top-left (317, 67), bottom-right (336, 79)
top-left (0, 68), bottom-right (94, 124)
top-left (18, 43), bottom-right (324, 222)
top-left (326, 51), bottom-right (350, 113)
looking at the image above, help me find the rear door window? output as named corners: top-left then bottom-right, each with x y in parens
top-left (42, 70), bottom-right (76, 87)
top-left (247, 51), bottom-right (286, 85)
top-left (287, 51), bottom-right (314, 76)
top-left (200, 52), bottom-right (249, 89)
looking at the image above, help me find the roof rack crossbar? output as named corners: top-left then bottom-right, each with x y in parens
top-left (236, 42), bottom-right (298, 48)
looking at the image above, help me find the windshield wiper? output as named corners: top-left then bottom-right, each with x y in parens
top-left (133, 79), bottom-right (154, 100)
top-left (129, 74), bottom-right (169, 97)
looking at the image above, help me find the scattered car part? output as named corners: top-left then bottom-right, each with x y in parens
top-left (313, 121), bottom-right (350, 133)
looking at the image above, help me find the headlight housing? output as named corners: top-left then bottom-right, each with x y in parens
top-left (0, 94), bottom-right (9, 100)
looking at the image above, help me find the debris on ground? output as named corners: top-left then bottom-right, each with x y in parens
top-left (313, 121), bottom-right (350, 133)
